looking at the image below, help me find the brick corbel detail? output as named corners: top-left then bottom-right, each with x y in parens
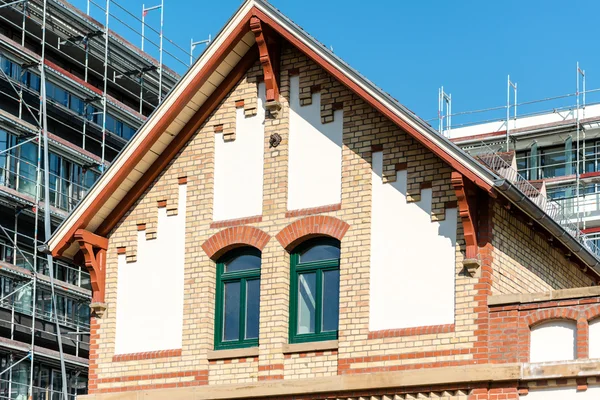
top-left (451, 171), bottom-right (481, 276)
top-left (74, 229), bottom-right (108, 316)
top-left (276, 216), bottom-right (350, 250)
top-left (250, 16), bottom-right (281, 117)
top-left (202, 226), bottom-right (270, 260)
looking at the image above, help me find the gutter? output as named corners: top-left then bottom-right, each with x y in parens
top-left (494, 179), bottom-right (600, 275)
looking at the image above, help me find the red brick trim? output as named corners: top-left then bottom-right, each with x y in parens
top-left (283, 350), bottom-right (338, 359)
top-left (214, 124), bottom-right (224, 133)
top-left (91, 370), bottom-right (208, 393)
top-left (112, 349), bottom-right (182, 362)
top-left (338, 349), bottom-right (474, 374)
top-left (136, 223), bottom-right (146, 231)
top-left (258, 375), bottom-right (284, 381)
top-left (116, 247), bottom-right (126, 255)
top-left (368, 324), bottom-right (455, 339)
top-left (395, 162), bottom-right (407, 171)
top-left (157, 199), bottom-right (167, 208)
top-left (258, 363), bottom-right (284, 372)
top-left (258, 363), bottom-right (284, 381)
top-left (525, 308), bottom-right (578, 327)
top-left (285, 203), bottom-right (341, 218)
top-left (202, 226), bottom-right (270, 260)
top-left (178, 176), bottom-right (188, 184)
top-left (235, 99), bottom-right (245, 108)
top-left (208, 356), bottom-right (258, 364)
top-left (276, 215), bottom-right (350, 250)
top-left (210, 215), bottom-right (263, 229)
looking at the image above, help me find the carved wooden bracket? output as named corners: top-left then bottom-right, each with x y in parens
top-left (250, 16), bottom-right (281, 117)
top-left (451, 171), bottom-right (481, 276)
top-left (74, 229), bottom-right (108, 316)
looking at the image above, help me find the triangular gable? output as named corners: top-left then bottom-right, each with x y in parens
top-left (48, 0), bottom-right (502, 258)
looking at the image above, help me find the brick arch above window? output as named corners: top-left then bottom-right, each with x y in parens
top-left (584, 305), bottom-right (600, 322)
top-left (526, 308), bottom-right (579, 328)
top-left (202, 226), bottom-right (271, 260)
top-left (276, 215), bottom-right (350, 251)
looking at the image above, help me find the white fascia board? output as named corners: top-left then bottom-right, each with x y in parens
top-left (47, 0), bottom-right (257, 252)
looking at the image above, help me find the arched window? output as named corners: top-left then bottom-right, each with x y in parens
top-left (530, 320), bottom-right (576, 363)
top-left (215, 247), bottom-right (261, 350)
top-left (290, 237), bottom-right (340, 343)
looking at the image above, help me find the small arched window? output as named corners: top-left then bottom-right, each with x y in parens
top-left (530, 320), bottom-right (576, 363)
top-left (290, 237), bottom-right (340, 343)
top-left (215, 247), bottom-right (261, 350)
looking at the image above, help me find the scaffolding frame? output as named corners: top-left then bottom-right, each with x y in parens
top-left (0, 0), bottom-right (210, 397)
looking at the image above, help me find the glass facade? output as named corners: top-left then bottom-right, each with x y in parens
top-left (0, 54), bottom-right (139, 141)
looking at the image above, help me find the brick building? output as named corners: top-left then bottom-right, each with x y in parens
top-left (47, 1), bottom-right (600, 399)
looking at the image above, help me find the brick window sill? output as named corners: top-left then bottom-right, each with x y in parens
top-left (207, 347), bottom-right (259, 361)
top-left (282, 340), bottom-right (338, 355)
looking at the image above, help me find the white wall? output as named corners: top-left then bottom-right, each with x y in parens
top-left (287, 75), bottom-right (342, 211)
top-left (114, 184), bottom-right (187, 354)
top-left (526, 386), bottom-right (600, 399)
top-left (369, 151), bottom-right (457, 331)
top-left (530, 320), bottom-right (576, 363)
top-left (589, 319), bottom-right (600, 359)
top-left (213, 83), bottom-right (265, 221)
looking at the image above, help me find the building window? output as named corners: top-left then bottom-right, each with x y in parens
top-left (290, 237), bottom-right (340, 343)
top-left (215, 247), bottom-right (261, 350)
top-left (530, 320), bottom-right (576, 363)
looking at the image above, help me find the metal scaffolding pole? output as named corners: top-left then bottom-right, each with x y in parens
top-left (100, 0), bottom-right (110, 170)
top-left (190, 36), bottom-right (211, 66)
top-left (142, 1), bottom-right (164, 102)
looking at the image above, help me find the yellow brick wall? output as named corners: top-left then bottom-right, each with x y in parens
top-left (283, 351), bottom-right (337, 379)
top-left (208, 358), bottom-right (258, 385)
top-left (491, 204), bottom-right (593, 294)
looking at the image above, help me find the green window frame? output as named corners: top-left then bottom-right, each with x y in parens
top-left (289, 237), bottom-right (340, 344)
top-left (214, 247), bottom-right (261, 350)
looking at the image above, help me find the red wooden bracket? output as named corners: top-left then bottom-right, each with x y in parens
top-left (451, 171), bottom-right (480, 271)
top-left (250, 16), bottom-right (280, 104)
top-left (74, 229), bottom-right (108, 305)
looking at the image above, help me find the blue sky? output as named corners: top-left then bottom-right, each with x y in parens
top-left (69, 0), bottom-right (600, 128)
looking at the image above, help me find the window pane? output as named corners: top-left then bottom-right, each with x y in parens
top-left (225, 252), bottom-right (261, 272)
top-left (245, 279), bottom-right (260, 340)
top-left (299, 243), bottom-right (340, 263)
top-left (297, 272), bottom-right (316, 334)
top-left (223, 281), bottom-right (240, 341)
top-left (322, 270), bottom-right (339, 332)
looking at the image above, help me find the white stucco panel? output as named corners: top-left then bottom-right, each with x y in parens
top-left (287, 75), bottom-right (342, 211)
top-left (114, 184), bottom-right (187, 354)
top-left (526, 386), bottom-right (600, 399)
top-left (530, 320), bottom-right (576, 363)
top-left (369, 151), bottom-right (457, 331)
top-left (213, 83), bottom-right (266, 221)
top-left (588, 319), bottom-right (600, 359)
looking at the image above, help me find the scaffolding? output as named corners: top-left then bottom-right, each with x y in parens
top-left (436, 63), bottom-right (600, 258)
top-left (0, 0), bottom-right (210, 398)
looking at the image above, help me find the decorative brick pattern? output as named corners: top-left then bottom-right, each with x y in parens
top-left (275, 215), bottom-right (350, 250)
top-left (201, 225), bottom-right (271, 260)
top-left (112, 349), bottom-right (182, 362)
top-left (368, 324), bottom-right (455, 339)
top-left (488, 296), bottom-right (600, 363)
